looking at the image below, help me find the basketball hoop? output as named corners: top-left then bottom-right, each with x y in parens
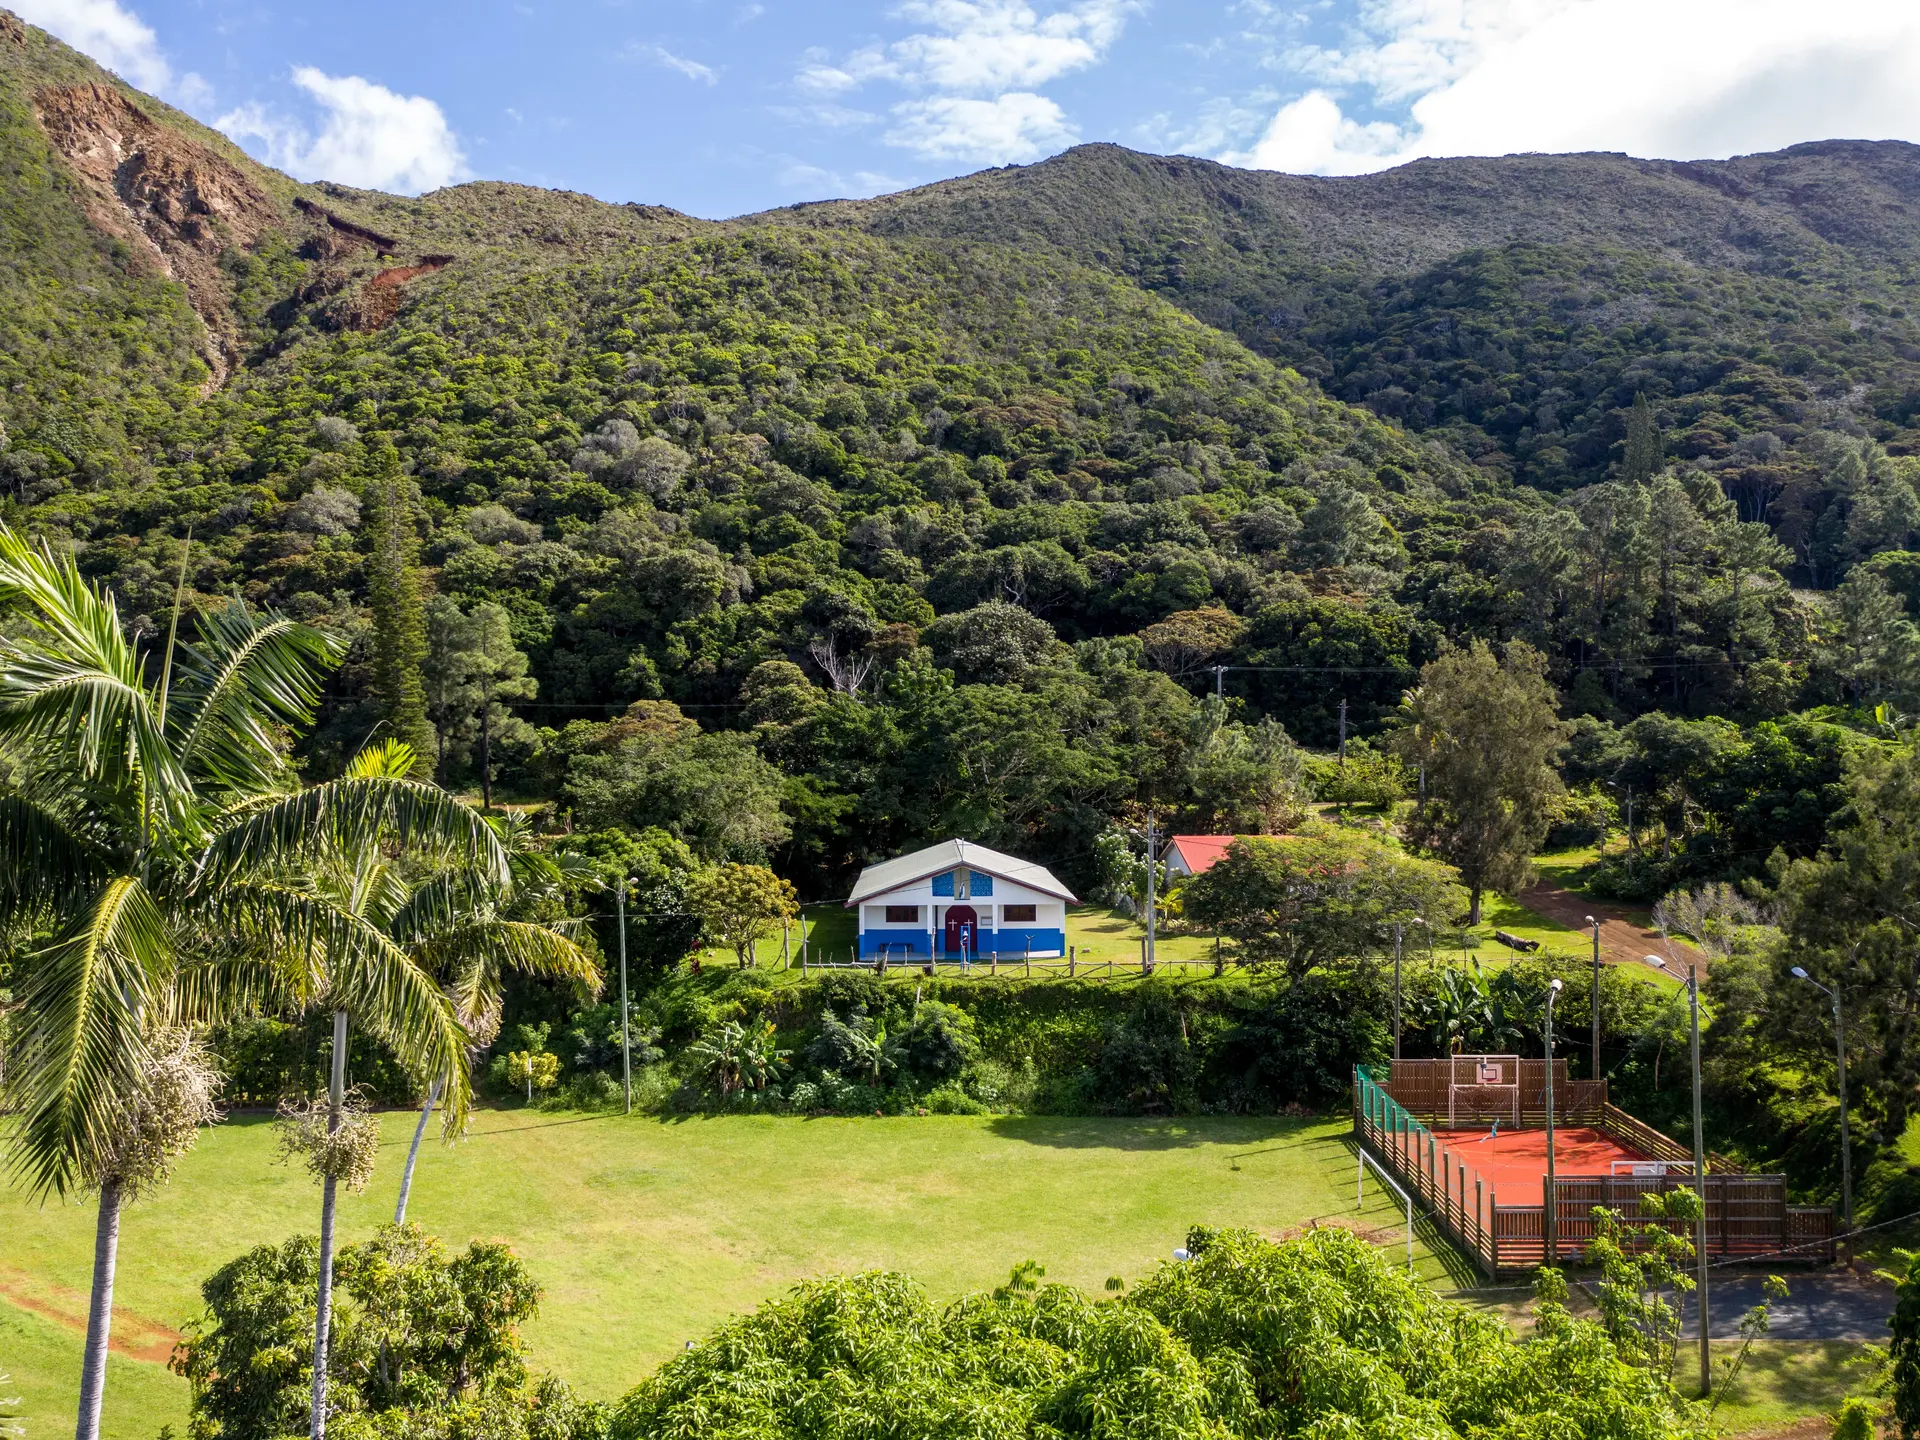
top-left (1446, 1053), bottom-right (1521, 1128)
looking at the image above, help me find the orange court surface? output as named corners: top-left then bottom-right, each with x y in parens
top-left (1428, 1126), bottom-right (1646, 1193)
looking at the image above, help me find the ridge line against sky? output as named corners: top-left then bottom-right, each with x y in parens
top-left (9, 0), bottom-right (1920, 217)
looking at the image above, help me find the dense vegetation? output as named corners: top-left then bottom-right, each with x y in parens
top-left (776, 142), bottom-right (1920, 496)
top-left (164, 1224), bottom-right (1709, 1440)
top-left (7, 1), bottom-right (1920, 1249)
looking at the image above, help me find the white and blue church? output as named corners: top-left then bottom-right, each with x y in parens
top-left (846, 839), bottom-right (1076, 961)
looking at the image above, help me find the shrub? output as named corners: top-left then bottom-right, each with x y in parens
top-left (173, 1225), bottom-right (604, 1438)
top-left (611, 1226), bottom-right (1703, 1440)
top-left (890, 1000), bottom-right (979, 1087)
top-left (924, 1086), bottom-right (989, 1115)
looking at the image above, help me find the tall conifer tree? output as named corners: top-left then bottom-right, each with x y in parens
top-left (1622, 392), bottom-right (1662, 484)
top-left (364, 445), bottom-right (435, 772)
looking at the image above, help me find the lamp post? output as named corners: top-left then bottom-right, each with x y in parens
top-left (1392, 921), bottom-right (1404, 1060)
top-left (1646, 953), bottom-right (1709, 1397)
top-left (1544, 978), bottom-right (1563, 1262)
top-left (616, 877), bottom-right (632, 1115)
top-left (1790, 966), bottom-right (1853, 1247)
top-left (1587, 915), bottom-right (1602, 1080)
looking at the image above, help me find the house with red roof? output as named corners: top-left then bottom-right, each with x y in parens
top-left (1158, 835), bottom-right (1273, 878)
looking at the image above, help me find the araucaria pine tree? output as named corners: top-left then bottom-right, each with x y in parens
top-left (1622, 392), bottom-right (1663, 485)
top-left (363, 446), bottom-right (436, 771)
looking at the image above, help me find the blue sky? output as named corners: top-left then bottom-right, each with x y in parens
top-left (16, 0), bottom-right (1920, 218)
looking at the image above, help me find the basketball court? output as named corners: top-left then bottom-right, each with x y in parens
top-left (1429, 1126), bottom-right (1651, 1193)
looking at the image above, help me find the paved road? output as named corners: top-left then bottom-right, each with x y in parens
top-left (1672, 1270), bottom-right (1893, 1340)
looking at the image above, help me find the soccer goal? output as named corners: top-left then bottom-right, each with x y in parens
top-left (1446, 1054), bottom-right (1521, 1127)
top-left (1610, 1158), bottom-right (1694, 1178)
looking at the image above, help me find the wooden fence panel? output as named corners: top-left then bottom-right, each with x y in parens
top-left (1354, 1067), bottom-right (1832, 1277)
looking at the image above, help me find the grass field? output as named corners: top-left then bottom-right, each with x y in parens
top-left (2, 1105), bottom-right (1875, 1437)
top-left (4, 1109), bottom-right (1428, 1434)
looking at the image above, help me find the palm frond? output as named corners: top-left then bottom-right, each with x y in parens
top-left (386, 869), bottom-right (485, 947)
top-left (345, 738), bottom-right (420, 781)
top-left (0, 526), bottom-right (145, 689)
top-left (197, 776), bottom-right (509, 890)
top-left (171, 604), bottom-right (340, 794)
top-left (205, 881), bottom-right (471, 1127)
top-left (417, 919), bottom-right (600, 1030)
top-left (0, 665), bottom-right (181, 826)
top-left (0, 794), bottom-right (106, 922)
top-left (4, 875), bottom-right (171, 1198)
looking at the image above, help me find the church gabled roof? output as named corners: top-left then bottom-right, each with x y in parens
top-left (846, 839), bottom-right (1078, 906)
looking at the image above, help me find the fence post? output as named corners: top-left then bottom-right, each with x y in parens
top-left (1475, 1177), bottom-right (1484, 1265)
top-left (1489, 1186), bottom-right (1498, 1273)
top-left (1068, 945), bottom-right (1076, 977)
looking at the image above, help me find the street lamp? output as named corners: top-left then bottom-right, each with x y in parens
top-left (1389, 916), bottom-right (1427, 1061)
top-left (1587, 915), bottom-right (1603, 1081)
top-left (1544, 978), bottom-right (1564, 1262)
top-left (616, 877), bottom-right (633, 1115)
top-left (1646, 952), bottom-right (1709, 1397)
top-left (1790, 966), bottom-right (1853, 1245)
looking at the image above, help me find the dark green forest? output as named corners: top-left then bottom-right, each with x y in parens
top-left (3, 11), bottom-right (1920, 911)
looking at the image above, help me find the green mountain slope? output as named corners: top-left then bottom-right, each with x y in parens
top-left (0, 9), bottom-right (1893, 874)
top-left (760, 141), bottom-right (1920, 493)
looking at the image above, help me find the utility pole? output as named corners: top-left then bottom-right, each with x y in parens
top-left (1213, 665), bottom-right (1225, 700)
top-left (1544, 979), bottom-right (1563, 1263)
top-left (1337, 698), bottom-right (1349, 767)
top-left (478, 700), bottom-right (492, 812)
top-left (1392, 922), bottom-right (1404, 1060)
top-left (1588, 915), bottom-right (1602, 1080)
top-left (1643, 951), bottom-right (1709, 1392)
top-left (616, 877), bottom-right (632, 1115)
top-left (1143, 812), bottom-right (1157, 973)
top-left (1686, 960), bottom-right (1708, 1396)
top-left (1792, 966), bottom-right (1854, 1255)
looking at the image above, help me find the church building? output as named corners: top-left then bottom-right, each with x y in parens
top-left (846, 839), bottom-right (1076, 961)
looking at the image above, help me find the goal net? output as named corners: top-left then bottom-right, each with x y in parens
top-left (1610, 1158), bottom-right (1694, 1177)
top-left (1446, 1054), bottom-right (1521, 1127)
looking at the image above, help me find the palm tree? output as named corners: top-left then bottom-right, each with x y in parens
top-left (0, 526), bottom-right (505, 1440)
top-left (392, 810), bottom-right (600, 1226)
top-left (263, 738), bottom-right (539, 1440)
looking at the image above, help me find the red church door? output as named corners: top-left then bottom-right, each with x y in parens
top-left (943, 905), bottom-right (978, 957)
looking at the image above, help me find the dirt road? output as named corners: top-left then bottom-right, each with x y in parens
top-left (1518, 881), bottom-right (1708, 972)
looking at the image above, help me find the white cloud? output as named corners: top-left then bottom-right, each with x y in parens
top-left (219, 67), bottom-right (465, 194)
top-left (1230, 0), bottom-right (1920, 175)
top-left (645, 45), bottom-right (719, 85)
top-left (12, 0), bottom-right (206, 103)
top-left (889, 91), bottom-right (1076, 162)
top-left (888, 0), bottom-right (1131, 92)
top-left (791, 0), bottom-right (1132, 165)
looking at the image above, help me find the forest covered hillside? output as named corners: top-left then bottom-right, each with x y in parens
top-left (0, 10), bottom-right (1915, 899)
top-left (765, 140), bottom-right (1920, 497)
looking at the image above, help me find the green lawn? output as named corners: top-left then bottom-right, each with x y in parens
top-left (5, 1109), bottom-right (1424, 1427)
top-left (0, 1300), bottom-right (187, 1440)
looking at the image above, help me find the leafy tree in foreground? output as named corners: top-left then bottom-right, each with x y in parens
top-left (1181, 828), bottom-right (1464, 981)
top-left (1393, 639), bottom-right (1570, 924)
top-left (0, 525), bottom-right (497, 1440)
top-left (172, 1224), bottom-right (604, 1439)
top-left (614, 1225), bottom-right (1702, 1440)
top-left (1890, 1247), bottom-right (1920, 1439)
